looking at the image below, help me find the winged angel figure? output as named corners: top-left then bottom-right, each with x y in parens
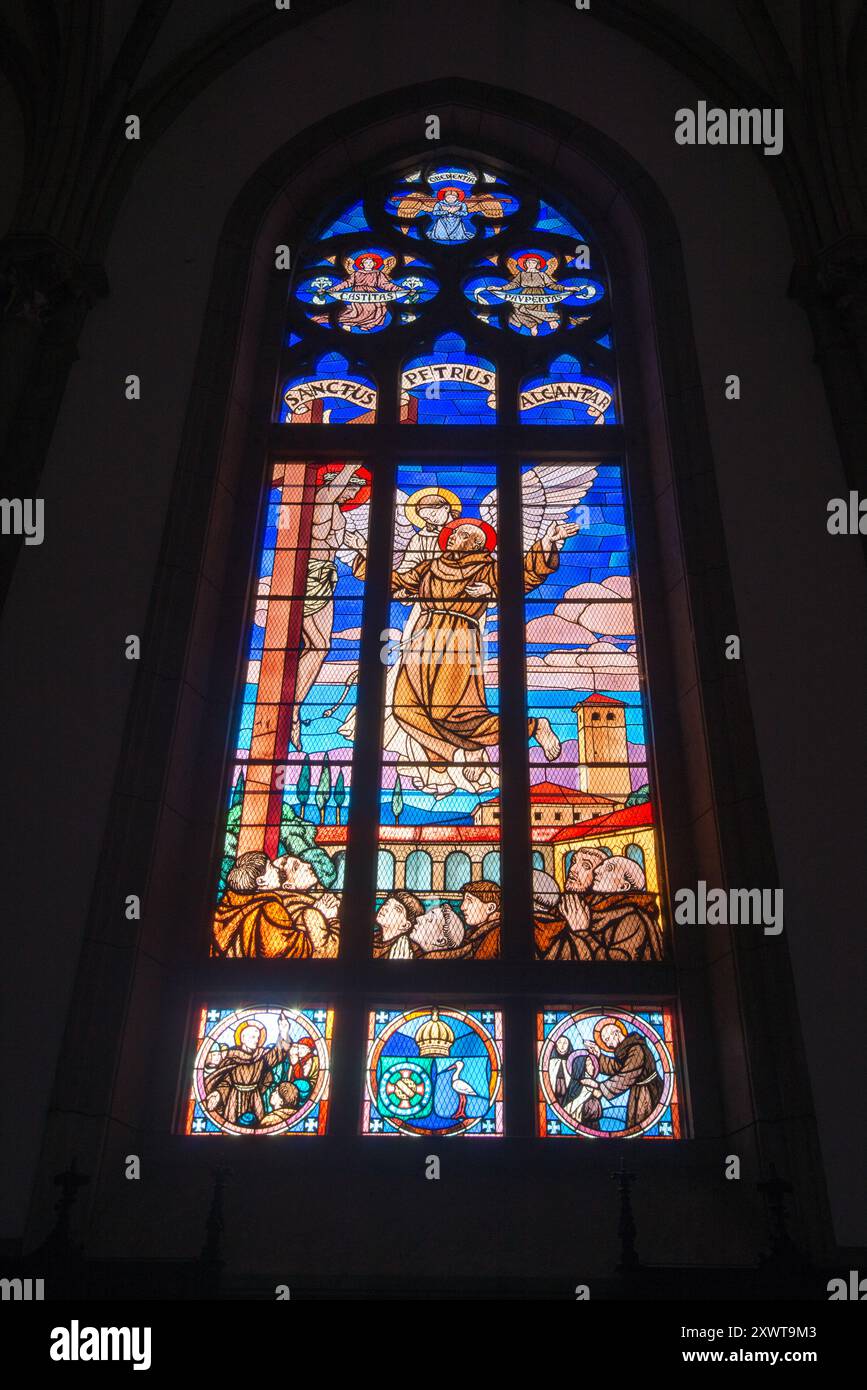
top-left (327, 252), bottom-right (400, 332)
top-left (391, 185), bottom-right (508, 244)
top-left (492, 253), bottom-right (565, 333)
top-left (336, 467), bottom-right (597, 798)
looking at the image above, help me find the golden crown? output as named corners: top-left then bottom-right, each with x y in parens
top-left (416, 1009), bottom-right (455, 1058)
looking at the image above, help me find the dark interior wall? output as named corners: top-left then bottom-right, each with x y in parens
top-left (2, 0), bottom-right (864, 1254)
top-left (0, 77), bottom-right (25, 233)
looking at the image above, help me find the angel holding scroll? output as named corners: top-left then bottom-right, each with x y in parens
top-left (493, 252), bottom-right (564, 334)
top-left (328, 252), bottom-right (400, 332)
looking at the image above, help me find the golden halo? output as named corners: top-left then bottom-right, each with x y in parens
top-left (404, 487), bottom-right (461, 530)
top-left (234, 1018), bottom-right (266, 1048)
top-left (593, 1016), bottom-right (628, 1050)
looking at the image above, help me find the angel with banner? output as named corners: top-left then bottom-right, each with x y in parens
top-left (391, 185), bottom-right (508, 244)
top-left (325, 252), bottom-right (401, 332)
top-left (487, 252), bottom-right (565, 334)
top-left (339, 466), bottom-right (597, 797)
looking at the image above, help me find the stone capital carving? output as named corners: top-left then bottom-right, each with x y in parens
top-left (0, 234), bottom-right (108, 326)
top-left (790, 235), bottom-right (867, 328)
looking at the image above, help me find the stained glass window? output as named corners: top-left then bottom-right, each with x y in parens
top-left (186, 1006), bottom-right (333, 1135)
top-left (373, 464), bottom-right (503, 959)
top-left (183, 152), bottom-right (684, 1141)
top-left (519, 355), bottom-right (617, 423)
top-left (400, 333), bottom-right (496, 424)
top-left (319, 198), bottom-right (372, 239)
top-left (522, 463), bottom-right (664, 960)
top-left (295, 250), bottom-right (437, 333)
top-left (537, 1007), bottom-right (679, 1138)
top-left (386, 165), bottom-right (519, 243)
top-left (211, 459), bottom-right (369, 956)
top-left (533, 199), bottom-right (586, 239)
top-left (280, 354), bottom-right (377, 424)
top-left (466, 252), bottom-right (605, 335)
top-left (362, 1007), bottom-right (504, 1136)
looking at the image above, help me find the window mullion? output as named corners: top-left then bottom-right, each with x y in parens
top-left (495, 358), bottom-right (531, 966)
top-left (339, 449), bottom-right (396, 966)
top-left (335, 344), bottom-right (400, 970)
top-left (496, 362), bottom-right (536, 1136)
top-left (323, 445), bottom-right (394, 1138)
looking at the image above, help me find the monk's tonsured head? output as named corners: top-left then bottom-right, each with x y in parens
top-left (410, 903), bottom-right (465, 952)
top-left (239, 1023), bottom-right (264, 1053)
top-left (532, 869), bottom-right (561, 913)
top-left (273, 854), bottom-right (319, 892)
top-left (446, 522), bottom-right (487, 553)
top-left (591, 854), bottom-right (646, 894)
top-left (596, 1017), bottom-right (629, 1051)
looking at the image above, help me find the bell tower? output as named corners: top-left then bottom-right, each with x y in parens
top-left (574, 694), bottom-right (633, 802)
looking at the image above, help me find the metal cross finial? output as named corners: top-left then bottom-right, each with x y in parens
top-left (51, 1158), bottom-right (90, 1241)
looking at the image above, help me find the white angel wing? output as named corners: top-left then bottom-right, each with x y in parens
top-left (479, 486), bottom-right (498, 531)
top-left (336, 502), bottom-right (370, 566)
top-left (391, 489), bottom-right (418, 567)
top-left (337, 490), bottom-right (418, 566)
top-left (520, 464), bottom-right (597, 548)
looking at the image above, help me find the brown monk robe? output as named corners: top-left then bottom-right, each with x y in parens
top-left (203, 1036), bottom-right (290, 1126)
top-left (596, 1031), bottom-right (664, 1130)
top-left (459, 915), bottom-right (500, 959)
top-left (356, 538), bottom-right (557, 770)
top-left (372, 931), bottom-right (425, 959)
top-left (422, 916), bottom-right (501, 960)
top-left (455, 881), bottom-right (501, 959)
top-left (418, 882), bottom-right (502, 960)
top-left (535, 891), bottom-right (663, 962)
top-left (534, 906), bottom-right (584, 960)
top-left (585, 890), bottom-right (663, 960)
top-left (212, 888), bottom-right (328, 958)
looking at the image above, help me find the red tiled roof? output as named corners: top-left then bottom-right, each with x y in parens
top-left (549, 800), bottom-right (653, 841)
top-left (482, 780), bottom-right (618, 808)
top-left (530, 781), bottom-right (617, 804)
